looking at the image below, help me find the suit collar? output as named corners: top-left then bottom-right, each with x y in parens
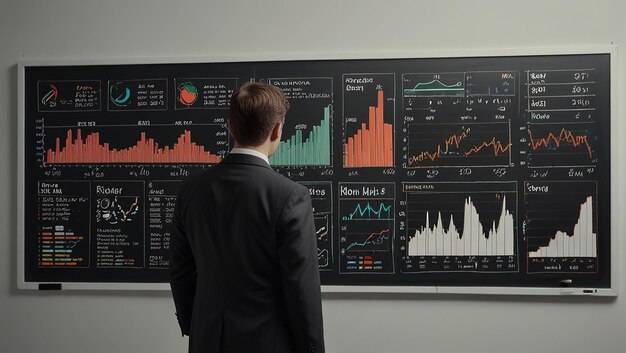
top-left (229, 147), bottom-right (270, 164)
top-left (221, 153), bottom-right (273, 169)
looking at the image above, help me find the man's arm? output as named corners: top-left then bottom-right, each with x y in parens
top-left (277, 185), bottom-right (325, 353)
top-left (169, 194), bottom-right (197, 336)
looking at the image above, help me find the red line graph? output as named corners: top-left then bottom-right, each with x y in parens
top-left (46, 129), bottom-right (222, 164)
top-left (124, 197), bottom-right (140, 219)
top-left (317, 227), bottom-right (329, 240)
top-left (408, 127), bottom-right (510, 166)
top-left (411, 128), bottom-right (471, 164)
top-left (362, 228), bottom-right (390, 244)
top-left (528, 128), bottom-right (593, 158)
top-left (464, 137), bottom-right (511, 157)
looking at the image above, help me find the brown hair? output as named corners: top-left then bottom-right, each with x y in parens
top-left (228, 82), bottom-right (290, 146)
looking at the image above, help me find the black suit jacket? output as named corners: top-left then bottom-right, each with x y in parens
top-left (170, 153), bottom-right (325, 353)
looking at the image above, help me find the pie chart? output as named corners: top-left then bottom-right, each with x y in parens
top-left (109, 82), bottom-right (131, 107)
top-left (177, 82), bottom-right (198, 106)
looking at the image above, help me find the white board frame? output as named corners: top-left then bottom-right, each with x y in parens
top-left (17, 46), bottom-right (619, 296)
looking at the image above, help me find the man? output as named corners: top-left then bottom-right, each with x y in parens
top-left (170, 82), bottom-right (325, 353)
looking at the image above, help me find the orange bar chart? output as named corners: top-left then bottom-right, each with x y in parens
top-left (46, 128), bottom-right (222, 164)
top-left (343, 86), bottom-right (394, 167)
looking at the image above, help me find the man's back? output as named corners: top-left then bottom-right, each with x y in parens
top-left (170, 153), bottom-right (324, 353)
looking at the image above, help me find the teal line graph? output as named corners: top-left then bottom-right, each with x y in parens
top-left (404, 79), bottom-right (464, 95)
top-left (342, 202), bottom-right (392, 220)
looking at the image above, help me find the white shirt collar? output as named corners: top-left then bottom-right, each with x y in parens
top-left (229, 148), bottom-right (270, 165)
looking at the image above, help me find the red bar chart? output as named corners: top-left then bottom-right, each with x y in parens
top-left (45, 126), bottom-right (225, 164)
top-left (342, 73), bottom-right (395, 168)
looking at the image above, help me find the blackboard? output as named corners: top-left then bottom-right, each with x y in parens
top-left (18, 49), bottom-right (617, 295)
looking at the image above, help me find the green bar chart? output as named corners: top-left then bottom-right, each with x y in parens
top-left (270, 105), bottom-right (331, 166)
top-left (267, 77), bottom-right (333, 167)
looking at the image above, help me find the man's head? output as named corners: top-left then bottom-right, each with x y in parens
top-left (227, 82), bottom-right (290, 154)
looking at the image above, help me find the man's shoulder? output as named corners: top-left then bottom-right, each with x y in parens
top-left (180, 162), bottom-right (302, 194)
top-left (226, 163), bottom-right (308, 199)
top-left (249, 166), bottom-right (305, 195)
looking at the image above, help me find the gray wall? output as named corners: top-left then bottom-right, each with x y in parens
top-left (1, 1), bottom-right (625, 352)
